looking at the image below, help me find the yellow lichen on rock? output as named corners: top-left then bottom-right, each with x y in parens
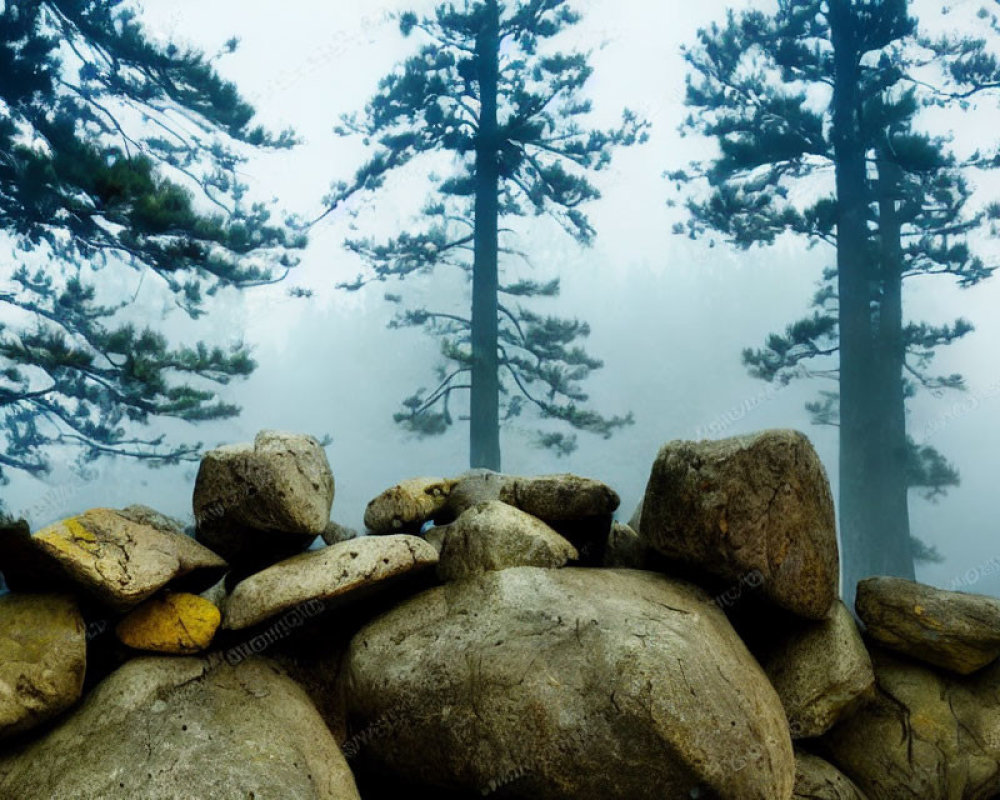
top-left (116, 592), bottom-right (221, 654)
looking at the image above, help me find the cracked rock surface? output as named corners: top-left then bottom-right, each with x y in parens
top-left (821, 647), bottom-right (1000, 800)
top-left (0, 593), bottom-right (86, 740)
top-left (639, 429), bottom-right (838, 619)
top-left (0, 655), bottom-right (359, 800)
top-left (223, 534), bottom-right (439, 631)
top-left (856, 576), bottom-right (1000, 675)
top-left (31, 508), bottom-right (227, 612)
top-left (339, 566), bottom-right (795, 800)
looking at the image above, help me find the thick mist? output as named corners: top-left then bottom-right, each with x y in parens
top-left (4, 0), bottom-right (998, 597)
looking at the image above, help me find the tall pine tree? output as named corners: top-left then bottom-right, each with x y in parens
top-left (326, 0), bottom-right (647, 469)
top-left (0, 1), bottom-right (304, 511)
top-left (673, 0), bottom-right (997, 600)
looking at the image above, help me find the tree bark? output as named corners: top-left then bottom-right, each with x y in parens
top-left (873, 151), bottom-right (915, 579)
top-left (470, 0), bottom-right (501, 470)
top-left (829, 0), bottom-right (880, 605)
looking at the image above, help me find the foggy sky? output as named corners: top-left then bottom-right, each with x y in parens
top-left (9, 0), bottom-right (999, 595)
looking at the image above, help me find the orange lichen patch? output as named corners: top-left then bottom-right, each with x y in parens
top-left (116, 592), bottom-right (221, 654)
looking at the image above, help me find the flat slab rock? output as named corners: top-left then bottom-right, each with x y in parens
top-left (856, 576), bottom-right (1000, 674)
top-left (497, 473), bottom-right (620, 521)
top-left (340, 566), bottom-right (794, 800)
top-left (193, 429), bottom-right (334, 535)
top-left (223, 534), bottom-right (438, 630)
top-left (31, 508), bottom-right (227, 611)
top-left (436, 501), bottom-right (578, 581)
top-left (0, 593), bottom-right (86, 740)
top-left (0, 656), bottom-right (360, 800)
top-left (639, 429), bottom-right (838, 619)
top-left (762, 600), bottom-right (874, 739)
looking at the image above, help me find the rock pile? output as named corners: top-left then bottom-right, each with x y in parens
top-left (0, 427), bottom-right (996, 800)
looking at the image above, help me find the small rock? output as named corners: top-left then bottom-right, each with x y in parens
top-left (855, 576), bottom-right (1000, 674)
top-left (436, 501), bottom-right (578, 581)
top-left (0, 593), bottom-right (86, 740)
top-left (223, 535), bottom-right (438, 631)
top-left (193, 430), bottom-right (334, 536)
top-left (32, 509), bottom-right (227, 611)
top-left (444, 469), bottom-right (510, 517)
top-left (498, 473), bottom-right (620, 521)
top-left (363, 477), bottom-right (456, 534)
top-left (762, 600), bottom-right (874, 739)
top-left (639, 429), bottom-right (838, 619)
top-left (115, 592), bottom-right (221, 654)
top-left (321, 520), bottom-right (358, 546)
top-left (793, 751), bottom-right (867, 800)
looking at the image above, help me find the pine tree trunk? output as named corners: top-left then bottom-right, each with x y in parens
top-left (470, 0), bottom-right (501, 470)
top-left (829, 0), bottom-right (880, 606)
top-left (873, 153), bottom-right (915, 579)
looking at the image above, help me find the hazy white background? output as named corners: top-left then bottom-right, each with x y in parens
top-left (9, 0), bottom-right (999, 594)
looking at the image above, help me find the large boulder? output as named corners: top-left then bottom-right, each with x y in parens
top-left (340, 567), bottom-right (795, 800)
top-left (0, 593), bottom-right (86, 740)
top-left (0, 656), bottom-right (360, 799)
top-left (856, 576), bottom-right (1000, 675)
top-left (821, 648), bottom-right (1000, 799)
top-left (363, 477), bottom-right (456, 534)
top-left (31, 509), bottom-right (227, 611)
top-left (436, 501), bottom-right (578, 581)
top-left (793, 751), bottom-right (868, 800)
top-left (223, 534), bottom-right (438, 631)
top-left (193, 430), bottom-right (334, 536)
top-left (638, 430), bottom-right (838, 619)
top-left (761, 601), bottom-right (874, 739)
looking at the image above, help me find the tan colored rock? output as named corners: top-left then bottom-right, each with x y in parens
top-left (856, 576), bottom-right (1000, 674)
top-left (224, 534), bottom-right (438, 631)
top-left (498, 473), bottom-right (620, 521)
top-left (436, 501), bottom-right (578, 581)
top-left (793, 752), bottom-right (867, 800)
top-left (0, 656), bottom-right (360, 800)
top-left (193, 430), bottom-right (334, 536)
top-left (340, 567), bottom-right (794, 800)
top-left (762, 601), bottom-right (874, 739)
top-left (0, 594), bottom-right (86, 740)
top-left (115, 592), bottom-right (221, 654)
top-left (32, 508), bottom-right (227, 611)
top-left (363, 477), bottom-right (456, 534)
top-left (821, 648), bottom-right (1000, 800)
top-left (639, 429), bottom-right (838, 619)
